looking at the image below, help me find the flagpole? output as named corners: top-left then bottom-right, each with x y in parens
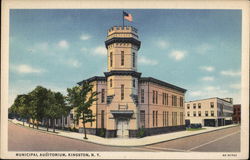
top-left (122, 10), bottom-right (124, 28)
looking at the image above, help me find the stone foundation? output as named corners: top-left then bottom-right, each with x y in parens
top-left (105, 130), bottom-right (117, 138)
top-left (79, 128), bottom-right (96, 135)
top-left (144, 125), bottom-right (186, 136)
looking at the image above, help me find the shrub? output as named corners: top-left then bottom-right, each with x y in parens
top-left (136, 127), bottom-right (146, 138)
top-left (97, 128), bottom-right (106, 137)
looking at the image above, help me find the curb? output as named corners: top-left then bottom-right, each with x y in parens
top-left (9, 120), bottom-right (239, 147)
top-left (143, 125), bottom-right (239, 147)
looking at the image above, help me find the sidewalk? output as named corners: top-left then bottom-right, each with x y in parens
top-left (10, 119), bottom-right (239, 147)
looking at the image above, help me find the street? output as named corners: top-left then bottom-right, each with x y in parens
top-left (8, 122), bottom-right (240, 152)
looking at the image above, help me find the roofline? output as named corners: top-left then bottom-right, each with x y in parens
top-left (77, 76), bottom-right (106, 85)
top-left (185, 97), bottom-right (233, 104)
top-left (140, 77), bottom-right (187, 93)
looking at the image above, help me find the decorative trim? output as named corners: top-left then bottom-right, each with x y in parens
top-left (139, 77), bottom-right (187, 93)
top-left (107, 95), bottom-right (115, 104)
top-left (77, 76), bottom-right (106, 85)
top-left (104, 70), bottom-right (141, 78)
top-left (105, 37), bottom-right (141, 49)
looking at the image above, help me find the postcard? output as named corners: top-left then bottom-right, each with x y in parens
top-left (1, 0), bottom-right (249, 159)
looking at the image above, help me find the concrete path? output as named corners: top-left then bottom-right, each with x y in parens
top-left (10, 119), bottom-right (239, 147)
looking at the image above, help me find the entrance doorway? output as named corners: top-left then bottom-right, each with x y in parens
top-left (117, 118), bottom-right (129, 138)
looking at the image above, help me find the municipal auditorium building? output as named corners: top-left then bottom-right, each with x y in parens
top-left (75, 26), bottom-right (187, 138)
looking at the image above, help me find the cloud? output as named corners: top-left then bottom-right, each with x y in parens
top-left (220, 70), bottom-right (241, 77)
top-left (66, 59), bottom-right (81, 68)
top-left (156, 40), bottom-right (169, 49)
top-left (200, 66), bottom-right (215, 72)
top-left (80, 34), bottom-right (91, 40)
top-left (93, 46), bottom-right (106, 55)
top-left (80, 47), bottom-right (88, 52)
top-left (188, 85), bottom-right (241, 104)
top-left (27, 42), bottom-right (49, 53)
top-left (57, 40), bottom-right (69, 49)
top-left (229, 83), bottom-right (241, 89)
top-left (169, 50), bottom-right (187, 61)
top-left (201, 76), bottom-right (214, 81)
top-left (188, 85), bottom-right (229, 98)
top-left (138, 56), bottom-right (158, 65)
top-left (12, 64), bottom-right (44, 74)
top-left (196, 43), bottom-right (213, 54)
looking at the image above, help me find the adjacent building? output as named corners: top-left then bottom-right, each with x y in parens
top-left (74, 26), bottom-right (187, 138)
top-left (185, 97), bottom-right (233, 127)
top-left (232, 104), bottom-right (241, 124)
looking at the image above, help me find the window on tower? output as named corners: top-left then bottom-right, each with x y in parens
top-left (132, 52), bottom-right (135, 67)
top-left (121, 84), bottom-right (124, 100)
top-left (110, 79), bottom-right (112, 87)
top-left (121, 51), bottom-right (124, 66)
top-left (110, 52), bottom-right (113, 67)
top-left (133, 79), bottom-right (136, 88)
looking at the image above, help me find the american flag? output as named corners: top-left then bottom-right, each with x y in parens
top-left (123, 11), bottom-right (133, 22)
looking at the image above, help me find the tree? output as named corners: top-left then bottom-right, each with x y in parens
top-left (67, 81), bottom-right (98, 139)
top-left (29, 86), bottom-right (50, 129)
top-left (10, 94), bottom-right (31, 126)
top-left (51, 91), bottom-right (67, 132)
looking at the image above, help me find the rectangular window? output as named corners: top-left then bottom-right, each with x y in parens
top-left (193, 111), bottom-right (196, 117)
top-left (156, 91), bottom-right (158, 104)
top-left (187, 111), bottom-right (190, 117)
top-left (162, 93), bottom-right (167, 105)
top-left (101, 110), bottom-right (105, 128)
top-left (133, 79), bottom-right (135, 88)
top-left (162, 93), bottom-right (165, 105)
top-left (110, 79), bottom-right (112, 87)
top-left (153, 111), bottom-right (155, 127)
top-left (110, 52), bottom-right (113, 67)
top-left (172, 95), bottom-right (177, 106)
top-left (132, 52), bottom-right (135, 67)
top-left (198, 111), bottom-right (201, 117)
top-left (166, 94), bottom-right (168, 105)
top-left (121, 51), bottom-right (124, 66)
top-left (180, 97), bottom-right (184, 107)
top-left (172, 112), bottom-right (177, 126)
top-left (140, 110), bottom-right (145, 127)
top-left (141, 89), bottom-right (144, 103)
top-left (187, 104), bottom-right (190, 109)
top-left (166, 111), bottom-right (169, 126)
top-left (101, 89), bottom-right (105, 103)
top-left (121, 84), bottom-right (124, 100)
top-left (211, 111), bottom-right (214, 116)
top-left (152, 90), bottom-right (155, 104)
top-left (193, 103), bottom-right (196, 109)
top-left (198, 103), bottom-right (201, 108)
top-left (156, 111), bottom-right (158, 127)
top-left (163, 111), bottom-right (165, 126)
top-left (210, 102), bottom-right (214, 108)
top-left (205, 111), bottom-right (208, 116)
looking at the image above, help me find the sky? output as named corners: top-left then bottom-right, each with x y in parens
top-left (9, 9), bottom-right (242, 107)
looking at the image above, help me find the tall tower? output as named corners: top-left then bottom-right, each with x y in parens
top-left (104, 26), bottom-right (141, 138)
